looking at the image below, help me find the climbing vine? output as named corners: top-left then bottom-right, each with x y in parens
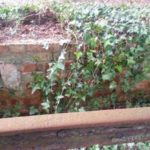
top-left (32, 2), bottom-right (150, 113)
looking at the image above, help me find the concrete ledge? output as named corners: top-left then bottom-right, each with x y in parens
top-left (0, 107), bottom-right (150, 135)
top-left (0, 107), bottom-right (150, 149)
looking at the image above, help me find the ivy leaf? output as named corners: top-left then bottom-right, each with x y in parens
top-left (32, 84), bottom-right (40, 94)
top-left (56, 62), bottom-right (65, 70)
top-left (74, 51), bottom-right (83, 60)
top-left (56, 95), bottom-right (64, 105)
top-left (41, 100), bottom-right (50, 112)
top-left (102, 73), bottom-right (113, 81)
top-left (77, 83), bottom-right (83, 88)
top-left (127, 57), bottom-right (135, 65)
top-left (95, 59), bottom-right (102, 66)
top-left (56, 95), bottom-right (64, 101)
top-left (145, 36), bottom-right (150, 45)
top-left (109, 81), bottom-right (117, 90)
top-left (79, 107), bottom-right (86, 112)
top-left (95, 19), bottom-right (108, 28)
top-left (136, 46), bottom-right (144, 52)
top-left (81, 96), bottom-right (86, 101)
top-left (89, 37), bottom-right (97, 48)
top-left (29, 106), bottom-right (39, 115)
top-left (104, 40), bottom-right (112, 49)
top-left (115, 65), bottom-right (123, 73)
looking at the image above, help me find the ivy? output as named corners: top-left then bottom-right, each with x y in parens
top-left (32, 3), bottom-right (150, 113)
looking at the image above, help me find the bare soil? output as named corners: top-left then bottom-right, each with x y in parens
top-left (0, 0), bottom-right (149, 42)
top-left (0, 9), bottom-right (67, 43)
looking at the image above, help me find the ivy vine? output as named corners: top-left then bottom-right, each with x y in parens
top-left (32, 3), bottom-right (150, 113)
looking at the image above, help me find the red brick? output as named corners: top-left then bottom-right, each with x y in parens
top-left (20, 63), bottom-right (36, 73)
top-left (8, 44), bottom-right (26, 53)
top-left (47, 43), bottom-right (61, 52)
top-left (44, 63), bottom-right (49, 72)
top-left (22, 89), bottom-right (41, 106)
top-left (33, 53), bottom-right (51, 61)
top-left (26, 44), bottom-right (44, 52)
top-left (35, 63), bottom-right (50, 72)
top-left (10, 99), bottom-right (18, 105)
top-left (134, 80), bottom-right (150, 91)
top-left (93, 90), bottom-right (110, 97)
top-left (21, 73), bottom-right (33, 90)
top-left (0, 45), bottom-right (8, 54)
top-left (65, 60), bottom-right (73, 69)
top-left (36, 63), bottom-right (43, 71)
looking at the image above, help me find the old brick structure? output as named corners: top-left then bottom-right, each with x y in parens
top-left (0, 39), bottom-right (73, 109)
top-left (0, 39), bottom-right (150, 111)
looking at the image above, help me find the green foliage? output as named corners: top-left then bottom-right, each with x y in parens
top-left (0, 4), bottom-right (38, 25)
top-left (0, 103), bottom-right (21, 118)
top-left (76, 142), bottom-right (150, 150)
top-left (29, 106), bottom-right (40, 115)
top-left (31, 3), bottom-right (150, 113)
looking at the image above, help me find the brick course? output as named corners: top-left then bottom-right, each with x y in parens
top-left (20, 63), bottom-right (37, 73)
top-left (0, 45), bottom-right (9, 54)
top-left (0, 40), bottom-right (67, 108)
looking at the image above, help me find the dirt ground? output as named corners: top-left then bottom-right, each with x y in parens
top-left (0, 0), bottom-right (149, 42)
top-left (0, 8), bottom-right (67, 42)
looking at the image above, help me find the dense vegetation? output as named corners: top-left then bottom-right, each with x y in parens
top-left (32, 2), bottom-right (150, 113)
top-left (72, 142), bottom-right (150, 150)
top-left (0, 4), bottom-right (37, 24)
top-left (0, 2), bottom-right (150, 115)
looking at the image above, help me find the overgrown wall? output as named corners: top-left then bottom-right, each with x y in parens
top-left (0, 40), bottom-right (150, 110)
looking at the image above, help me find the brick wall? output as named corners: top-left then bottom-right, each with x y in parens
top-left (0, 40), bottom-right (73, 109)
top-left (0, 40), bottom-right (150, 111)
